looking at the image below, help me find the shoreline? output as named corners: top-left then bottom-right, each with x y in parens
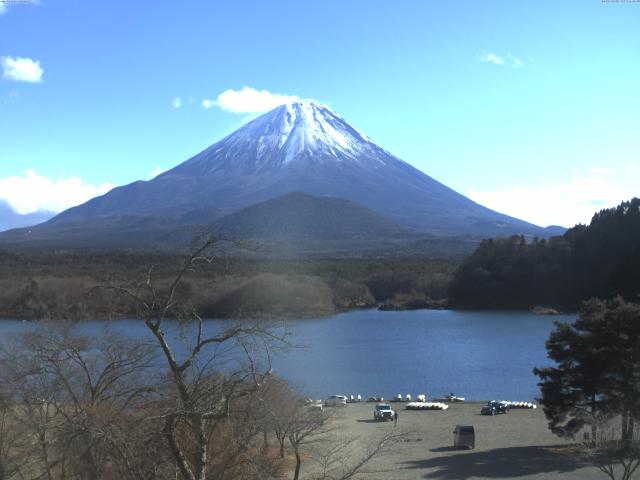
top-left (309, 402), bottom-right (600, 479)
top-left (0, 304), bottom-right (578, 322)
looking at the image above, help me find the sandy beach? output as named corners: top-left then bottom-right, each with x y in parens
top-left (308, 402), bottom-right (605, 480)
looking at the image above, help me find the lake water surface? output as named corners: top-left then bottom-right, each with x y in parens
top-left (277, 309), bottom-right (576, 401)
top-left (0, 309), bottom-right (575, 401)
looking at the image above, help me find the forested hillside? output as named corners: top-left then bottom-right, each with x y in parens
top-left (0, 252), bottom-right (456, 320)
top-left (449, 198), bottom-right (640, 309)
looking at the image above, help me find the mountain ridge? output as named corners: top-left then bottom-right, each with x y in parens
top-left (0, 100), bottom-right (561, 252)
top-left (0, 200), bottom-right (54, 232)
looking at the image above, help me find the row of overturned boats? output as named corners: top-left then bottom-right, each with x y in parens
top-left (317, 394), bottom-right (537, 412)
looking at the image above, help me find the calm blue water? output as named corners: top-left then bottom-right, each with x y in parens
top-left (277, 309), bottom-right (575, 401)
top-left (0, 309), bottom-right (575, 401)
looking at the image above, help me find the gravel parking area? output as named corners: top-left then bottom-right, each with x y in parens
top-left (315, 402), bottom-right (605, 480)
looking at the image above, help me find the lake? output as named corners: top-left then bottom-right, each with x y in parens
top-left (0, 309), bottom-right (575, 401)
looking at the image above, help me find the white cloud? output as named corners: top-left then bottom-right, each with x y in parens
top-left (1, 56), bottom-right (43, 82)
top-left (468, 169), bottom-right (637, 228)
top-left (480, 52), bottom-right (504, 66)
top-left (202, 86), bottom-right (299, 114)
top-left (480, 51), bottom-right (525, 68)
top-left (172, 96), bottom-right (182, 109)
top-left (0, 0), bottom-right (40, 16)
top-left (0, 170), bottom-right (115, 214)
top-left (149, 166), bottom-right (166, 179)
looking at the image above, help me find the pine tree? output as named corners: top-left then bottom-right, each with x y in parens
top-left (534, 297), bottom-right (640, 442)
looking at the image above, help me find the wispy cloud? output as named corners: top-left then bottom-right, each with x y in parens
top-left (480, 51), bottom-right (525, 68)
top-left (202, 86), bottom-right (299, 114)
top-left (172, 96), bottom-right (182, 109)
top-left (1, 56), bottom-right (43, 82)
top-left (149, 166), bottom-right (166, 179)
top-left (480, 52), bottom-right (504, 66)
top-left (0, 0), bottom-right (40, 17)
top-left (202, 98), bottom-right (215, 109)
top-left (0, 90), bottom-right (19, 105)
top-left (0, 170), bottom-right (115, 214)
top-left (467, 168), bottom-right (638, 227)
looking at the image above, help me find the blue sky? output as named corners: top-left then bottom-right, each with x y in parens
top-left (0, 0), bottom-right (638, 227)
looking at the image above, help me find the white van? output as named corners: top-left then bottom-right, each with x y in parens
top-left (324, 395), bottom-right (347, 406)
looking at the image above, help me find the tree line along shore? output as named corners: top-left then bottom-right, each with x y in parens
top-left (0, 198), bottom-right (639, 321)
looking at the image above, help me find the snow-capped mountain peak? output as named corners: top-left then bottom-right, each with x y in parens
top-left (178, 100), bottom-right (392, 174)
top-left (267, 101), bottom-right (374, 161)
top-left (15, 98), bottom-right (553, 244)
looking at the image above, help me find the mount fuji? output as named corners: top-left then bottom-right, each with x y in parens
top-left (0, 101), bottom-right (557, 252)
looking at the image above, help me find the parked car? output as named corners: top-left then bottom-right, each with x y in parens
top-left (481, 400), bottom-right (510, 415)
top-left (324, 395), bottom-right (348, 406)
top-left (453, 425), bottom-right (475, 448)
top-left (373, 403), bottom-right (396, 421)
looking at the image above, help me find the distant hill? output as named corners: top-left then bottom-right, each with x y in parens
top-left (0, 100), bottom-right (555, 253)
top-left (0, 192), bottom-right (477, 257)
top-left (544, 225), bottom-right (567, 236)
top-left (213, 192), bottom-right (405, 239)
top-left (449, 198), bottom-right (640, 309)
top-left (162, 192), bottom-right (478, 257)
top-left (0, 200), bottom-right (54, 232)
top-left (0, 205), bottom-right (223, 250)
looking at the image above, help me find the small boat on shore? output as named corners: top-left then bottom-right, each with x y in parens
top-left (405, 402), bottom-right (449, 411)
top-left (434, 394), bottom-right (465, 403)
top-left (500, 400), bottom-right (536, 409)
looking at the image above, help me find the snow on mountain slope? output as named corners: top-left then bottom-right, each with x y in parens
top-left (172, 101), bottom-right (401, 173)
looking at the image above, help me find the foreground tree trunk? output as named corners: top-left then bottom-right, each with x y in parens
top-left (293, 443), bottom-right (302, 480)
top-left (103, 238), bottom-right (288, 480)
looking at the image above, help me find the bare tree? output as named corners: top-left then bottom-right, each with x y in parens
top-left (288, 407), bottom-right (334, 480)
top-left (309, 429), bottom-right (406, 480)
top-left (253, 380), bottom-right (405, 480)
top-left (1, 337), bottom-right (64, 480)
top-left (582, 416), bottom-right (640, 480)
top-left (0, 387), bottom-right (33, 480)
top-left (0, 238), bottom-right (292, 480)
top-left (253, 377), bottom-right (300, 459)
top-left (101, 237), bottom-right (290, 480)
top-left (0, 323), bottom-right (165, 480)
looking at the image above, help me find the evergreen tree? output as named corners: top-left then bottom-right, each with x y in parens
top-left (534, 297), bottom-right (640, 442)
top-left (450, 198), bottom-right (640, 309)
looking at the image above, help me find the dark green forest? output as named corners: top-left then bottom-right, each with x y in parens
top-left (449, 198), bottom-right (640, 310)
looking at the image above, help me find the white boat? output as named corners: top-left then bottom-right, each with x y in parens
top-left (405, 401), bottom-right (449, 411)
top-left (440, 394), bottom-right (465, 402)
top-left (502, 400), bottom-right (536, 409)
